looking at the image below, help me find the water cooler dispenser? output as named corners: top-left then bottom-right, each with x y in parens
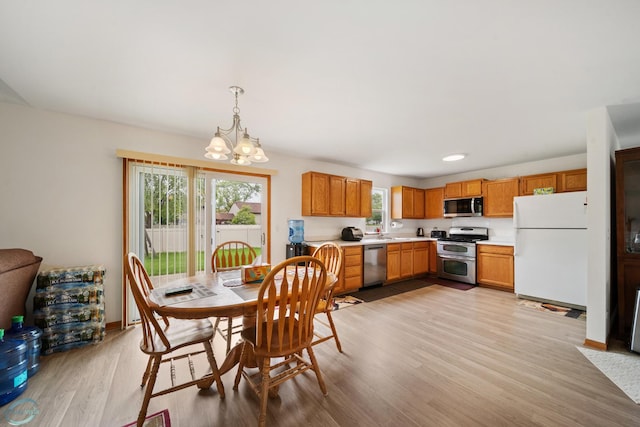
top-left (286, 220), bottom-right (308, 259)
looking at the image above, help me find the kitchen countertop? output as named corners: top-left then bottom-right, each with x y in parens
top-left (306, 237), bottom-right (514, 247)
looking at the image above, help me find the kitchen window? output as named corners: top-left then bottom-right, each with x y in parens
top-left (366, 187), bottom-right (387, 233)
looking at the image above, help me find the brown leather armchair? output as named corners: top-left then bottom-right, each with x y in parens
top-left (0, 249), bottom-right (42, 329)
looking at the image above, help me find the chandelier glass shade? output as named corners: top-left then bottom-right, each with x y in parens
top-left (204, 86), bottom-right (268, 165)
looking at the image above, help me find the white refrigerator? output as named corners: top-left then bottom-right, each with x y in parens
top-left (513, 191), bottom-right (587, 308)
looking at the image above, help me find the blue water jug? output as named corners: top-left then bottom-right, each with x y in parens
top-left (6, 316), bottom-right (42, 378)
top-left (288, 219), bottom-right (304, 244)
top-left (0, 329), bottom-right (28, 406)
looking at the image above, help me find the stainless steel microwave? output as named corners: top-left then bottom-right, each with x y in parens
top-left (443, 197), bottom-right (483, 217)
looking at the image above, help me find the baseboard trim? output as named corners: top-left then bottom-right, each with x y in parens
top-left (584, 338), bottom-right (607, 351)
top-left (106, 321), bottom-right (121, 331)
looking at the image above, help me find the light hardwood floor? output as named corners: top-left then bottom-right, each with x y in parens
top-left (10, 281), bottom-right (640, 427)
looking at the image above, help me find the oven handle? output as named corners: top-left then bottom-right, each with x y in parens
top-left (437, 254), bottom-right (475, 261)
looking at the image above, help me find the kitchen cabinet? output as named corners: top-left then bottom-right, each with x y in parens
top-left (558, 168), bottom-right (587, 192)
top-left (428, 241), bottom-right (437, 273)
top-left (345, 178), bottom-right (360, 217)
top-left (444, 179), bottom-right (485, 199)
top-left (520, 168), bottom-right (587, 195)
top-left (391, 186), bottom-right (425, 219)
top-left (302, 172), bottom-right (372, 217)
top-left (386, 243), bottom-right (401, 281)
top-left (341, 246), bottom-right (363, 293)
top-left (477, 244), bottom-right (514, 291)
top-left (425, 187), bottom-right (444, 219)
top-left (360, 179), bottom-right (373, 218)
top-left (519, 172), bottom-right (557, 195)
top-left (483, 177), bottom-right (520, 217)
top-left (400, 243), bottom-right (414, 278)
top-left (615, 147), bottom-right (640, 338)
top-left (412, 241), bottom-right (428, 275)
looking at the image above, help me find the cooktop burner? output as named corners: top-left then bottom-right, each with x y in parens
top-left (439, 226), bottom-right (489, 243)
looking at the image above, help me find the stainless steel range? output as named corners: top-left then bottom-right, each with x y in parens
top-left (436, 226), bottom-right (489, 284)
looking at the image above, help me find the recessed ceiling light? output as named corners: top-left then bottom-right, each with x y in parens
top-left (442, 153), bottom-right (466, 162)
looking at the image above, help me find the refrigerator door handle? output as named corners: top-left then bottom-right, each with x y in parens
top-left (513, 201), bottom-right (518, 229)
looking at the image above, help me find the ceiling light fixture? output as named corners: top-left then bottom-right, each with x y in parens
top-left (442, 153), bottom-right (466, 162)
top-left (204, 86), bottom-right (268, 165)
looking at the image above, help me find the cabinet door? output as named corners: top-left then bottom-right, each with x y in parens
top-left (386, 243), bottom-right (401, 281)
top-left (483, 178), bottom-right (519, 217)
top-left (360, 180), bottom-right (373, 218)
top-left (400, 243), bottom-right (413, 278)
top-left (477, 245), bottom-right (514, 290)
top-left (462, 179), bottom-right (484, 197)
top-left (428, 241), bottom-right (437, 273)
top-left (402, 187), bottom-right (415, 218)
top-left (390, 186), bottom-right (404, 219)
top-left (413, 242), bottom-right (428, 275)
top-left (425, 187), bottom-right (444, 219)
top-left (520, 173), bottom-right (557, 195)
top-left (345, 178), bottom-right (361, 217)
top-left (444, 182), bottom-right (462, 199)
top-left (329, 175), bottom-right (346, 216)
top-left (302, 172), bottom-right (330, 216)
top-left (558, 168), bottom-right (587, 192)
top-left (414, 189), bottom-right (425, 219)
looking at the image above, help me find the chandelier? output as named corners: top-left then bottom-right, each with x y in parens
top-left (204, 86), bottom-right (268, 165)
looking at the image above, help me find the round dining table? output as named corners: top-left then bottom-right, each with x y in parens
top-left (147, 268), bottom-right (337, 387)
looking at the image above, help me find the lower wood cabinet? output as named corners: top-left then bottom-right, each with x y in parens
top-left (428, 241), bottom-right (437, 273)
top-left (386, 243), bottom-right (401, 281)
top-left (413, 241), bottom-right (429, 275)
top-left (477, 244), bottom-right (514, 291)
top-left (400, 243), bottom-right (413, 278)
top-left (341, 246), bottom-right (363, 293)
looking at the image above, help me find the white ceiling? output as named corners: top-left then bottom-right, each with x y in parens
top-left (2, 1), bottom-right (640, 178)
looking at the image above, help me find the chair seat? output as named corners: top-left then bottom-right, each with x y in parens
top-left (241, 318), bottom-right (305, 358)
top-left (140, 318), bottom-right (214, 355)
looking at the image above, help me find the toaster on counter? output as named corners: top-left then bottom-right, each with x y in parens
top-left (341, 227), bottom-right (364, 241)
top-left (430, 230), bottom-right (447, 239)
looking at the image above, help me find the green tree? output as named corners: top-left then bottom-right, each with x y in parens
top-left (216, 180), bottom-right (261, 213)
top-left (231, 206), bottom-right (256, 224)
top-left (144, 172), bottom-right (187, 226)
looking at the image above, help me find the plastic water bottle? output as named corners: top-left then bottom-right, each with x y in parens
top-left (6, 316), bottom-right (43, 377)
top-left (0, 328), bottom-right (28, 406)
top-left (288, 219), bottom-right (304, 244)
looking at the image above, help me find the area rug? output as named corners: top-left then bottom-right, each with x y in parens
top-left (349, 279), bottom-right (432, 302)
top-left (333, 295), bottom-right (365, 310)
top-left (517, 299), bottom-right (586, 320)
top-left (577, 346), bottom-right (640, 404)
top-left (123, 409), bottom-right (171, 427)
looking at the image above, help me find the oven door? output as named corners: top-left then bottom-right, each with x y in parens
top-left (437, 254), bottom-right (476, 284)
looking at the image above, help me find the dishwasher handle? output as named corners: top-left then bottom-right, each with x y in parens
top-left (365, 245), bottom-right (385, 250)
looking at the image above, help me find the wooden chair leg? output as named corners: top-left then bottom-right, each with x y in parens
top-left (325, 311), bottom-right (342, 352)
top-left (138, 355), bottom-right (161, 427)
top-left (306, 346), bottom-right (328, 396)
top-left (233, 342), bottom-right (247, 390)
top-left (203, 340), bottom-right (225, 399)
top-left (258, 357), bottom-right (271, 427)
top-left (140, 356), bottom-right (153, 387)
top-left (225, 317), bottom-right (234, 354)
top-left (212, 317), bottom-right (221, 339)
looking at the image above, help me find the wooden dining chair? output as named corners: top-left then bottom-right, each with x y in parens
top-left (125, 253), bottom-right (225, 427)
top-left (310, 242), bottom-right (344, 352)
top-left (233, 256), bottom-right (328, 427)
top-left (211, 240), bottom-right (258, 353)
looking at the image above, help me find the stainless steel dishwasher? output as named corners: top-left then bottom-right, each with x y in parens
top-left (363, 244), bottom-right (387, 287)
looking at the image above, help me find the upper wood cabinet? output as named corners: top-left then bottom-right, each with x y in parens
top-left (391, 186), bottom-right (425, 219)
top-left (360, 179), bottom-right (373, 218)
top-left (444, 179), bottom-right (485, 198)
top-left (425, 187), bottom-right (444, 219)
top-left (520, 168), bottom-right (586, 195)
top-left (302, 172), bottom-right (372, 217)
top-left (558, 168), bottom-right (587, 192)
top-left (482, 178), bottom-right (519, 217)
